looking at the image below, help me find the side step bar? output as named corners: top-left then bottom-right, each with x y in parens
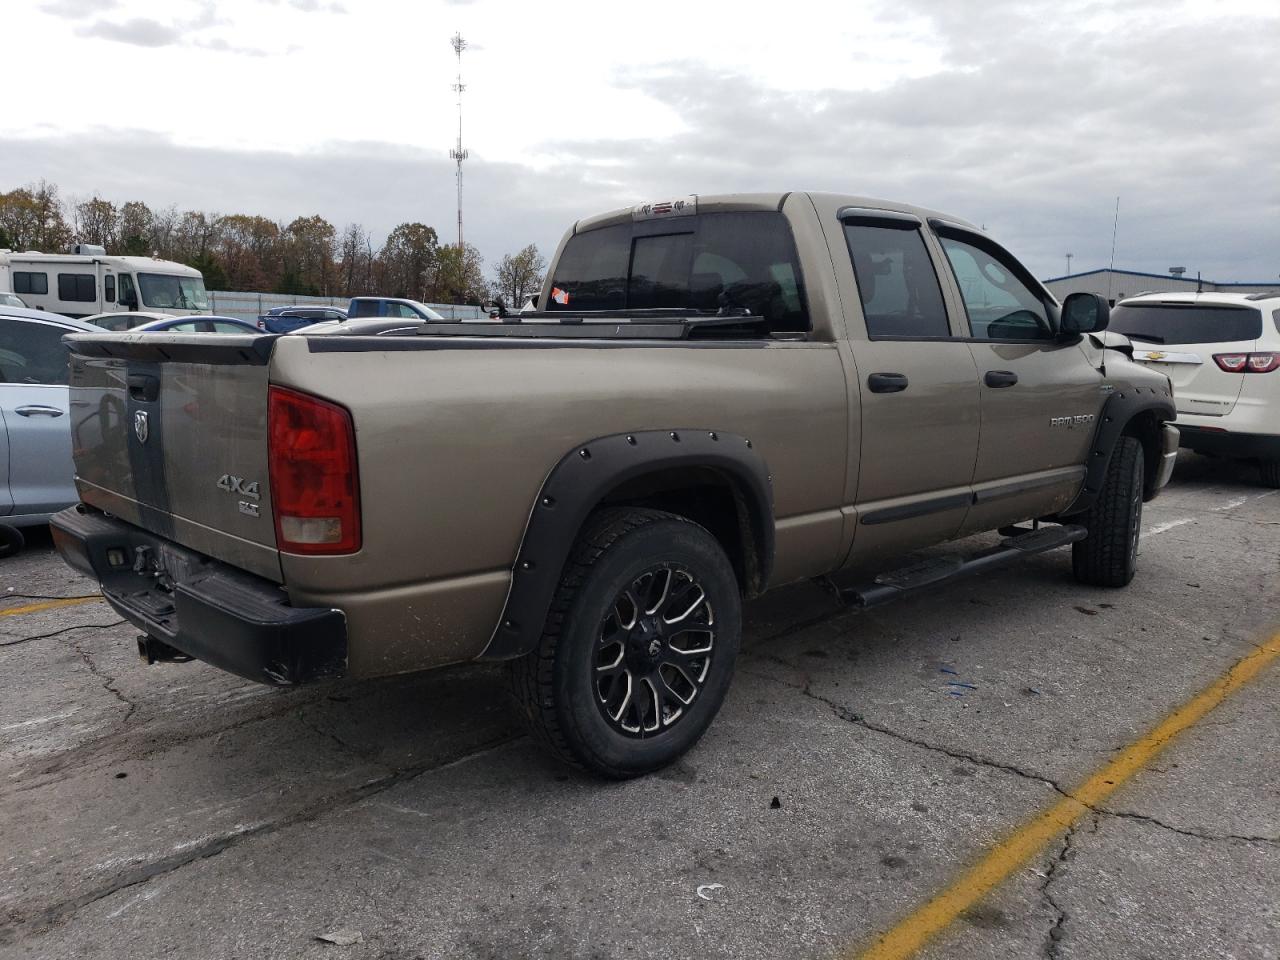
top-left (838, 524), bottom-right (1087, 609)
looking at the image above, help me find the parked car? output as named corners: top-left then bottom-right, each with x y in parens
top-left (133, 316), bottom-right (260, 334)
top-left (0, 292), bottom-right (27, 308)
top-left (346, 297), bottom-right (445, 321)
top-left (83, 311), bottom-right (176, 330)
top-left (257, 306), bottom-right (349, 334)
top-left (0, 307), bottom-right (98, 556)
top-left (1116, 291), bottom-right (1280, 487)
top-left (52, 191), bottom-right (1178, 777)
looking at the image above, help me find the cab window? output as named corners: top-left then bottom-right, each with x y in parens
top-left (938, 236), bottom-right (1053, 341)
top-left (843, 222), bottom-right (949, 338)
top-left (546, 212), bottom-right (809, 333)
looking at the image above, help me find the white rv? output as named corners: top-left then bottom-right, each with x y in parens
top-left (0, 245), bottom-right (209, 318)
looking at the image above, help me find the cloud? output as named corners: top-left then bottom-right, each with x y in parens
top-left (258, 0), bottom-right (348, 12)
top-left (77, 17), bottom-right (182, 48)
top-left (40, 0), bottom-right (117, 18)
top-left (9, 0), bottom-right (1280, 283)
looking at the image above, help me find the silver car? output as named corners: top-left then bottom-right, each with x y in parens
top-left (0, 308), bottom-right (97, 555)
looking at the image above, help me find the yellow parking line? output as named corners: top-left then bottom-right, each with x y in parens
top-left (850, 629), bottom-right (1280, 960)
top-left (0, 596), bottom-right (103, 617)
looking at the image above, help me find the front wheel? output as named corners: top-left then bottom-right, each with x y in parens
top-left (509, 508), bottom-right (742, 779)
top-left (1072, 436), bottom-right (1144, 587)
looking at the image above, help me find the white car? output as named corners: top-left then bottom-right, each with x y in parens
top-left (1114, 291), bottom-right (1280, 487)
top-left (0, 307), bottom-right (98, 555)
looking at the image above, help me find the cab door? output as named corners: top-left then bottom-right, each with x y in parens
top-left (931, 227), bottom-right (1102, 534)
top-left (828, 209), bottom-right (982, 567)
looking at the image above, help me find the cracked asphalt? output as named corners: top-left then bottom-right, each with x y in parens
top-left (1, 450), bottom-right (1277, 960)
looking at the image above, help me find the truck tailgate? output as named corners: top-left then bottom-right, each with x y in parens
top-left (65, 333), bottom-right (282, 582)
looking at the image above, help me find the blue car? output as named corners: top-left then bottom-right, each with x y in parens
top-left (256, 306), bottom-right (348, 333)
top-left (133, 316), bottom-right (261, 334)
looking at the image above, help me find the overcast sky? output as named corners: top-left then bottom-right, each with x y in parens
top-left (3, 0), bottom-right (1278, 282)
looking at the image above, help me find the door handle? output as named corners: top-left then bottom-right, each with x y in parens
top-left (984, 370), bottom-right (1019, 388)
top-left (15, 405), bottom-right (64, 418)
top-left (867, 372), bottom-right (909, 394)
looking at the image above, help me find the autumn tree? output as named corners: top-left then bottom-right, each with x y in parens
top-left (0, 181), bottom-right (73, 251)
top-left (279, 215), bottom-right (336, 295)
top-left (431, 243), bottom-right (487, 305)
top-left (118, 201), bottom-right (155, 255)
top-left (217, 214), bottom-right (281, 291)
top-left (380, 222), bottom-right (439, 299)
top-left (492, 243), bottom-right (546, 308)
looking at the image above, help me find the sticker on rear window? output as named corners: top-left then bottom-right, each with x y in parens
top-left (551, 287), bottom-right (570, 305)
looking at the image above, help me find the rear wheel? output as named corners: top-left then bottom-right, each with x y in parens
top-left (509, 508), bottom-right (742, 779)
top-left (1260, 460), bottom-right (1280, 489)
top-left (1073, 436), bottom-right (1144, 587)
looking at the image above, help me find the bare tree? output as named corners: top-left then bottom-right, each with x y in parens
top-left (492, 243), bottom-right (546, 308)
top-left (72, 195), bottom-right (120, 248)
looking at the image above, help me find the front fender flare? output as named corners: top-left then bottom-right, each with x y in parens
top-left (478, 429), bottom-right (774, 661)
top-left (1059, 388), bottom-right (1176, 517)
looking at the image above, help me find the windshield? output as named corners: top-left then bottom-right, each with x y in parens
top-left (1110, 303), bottom-right (1262, 345)
top-left (138, 273), bottom-right (209, 310)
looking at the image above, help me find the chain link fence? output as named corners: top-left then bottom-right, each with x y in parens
top-left (206, 290), bottom-right (485, 322)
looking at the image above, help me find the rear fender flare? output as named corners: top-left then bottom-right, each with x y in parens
top-left (1059, 389), bottom-right (1175, 517)
top-left (479, 429), bottom-right (774, 660)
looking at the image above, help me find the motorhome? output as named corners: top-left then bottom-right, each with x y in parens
top-left (0, 246), bottom-right (209, 318)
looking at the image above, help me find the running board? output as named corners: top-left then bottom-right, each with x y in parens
top-left (839, 524), bottom-right (1088, 608)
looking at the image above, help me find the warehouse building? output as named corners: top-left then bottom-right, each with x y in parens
top-left (1043, 268), bottom-right (1278, 304)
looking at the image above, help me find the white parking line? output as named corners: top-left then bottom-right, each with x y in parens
top-left (1215, 489), bottom-right (1280, 512)
top-left (1145, 518), bottom-right (1195, 536)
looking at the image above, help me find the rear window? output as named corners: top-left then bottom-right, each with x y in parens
top-left (1110, 303), bottom-right (1262, 345)
top-left (547, 211), bottom-right (809, 332)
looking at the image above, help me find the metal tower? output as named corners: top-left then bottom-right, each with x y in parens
top-left (449, 32), bottom-right (469, 251)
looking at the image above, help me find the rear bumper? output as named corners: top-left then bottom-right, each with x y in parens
top-left (50, 506), bottom-right (347, 686)
top-left (1177, 426), bottom-right (1280, 461)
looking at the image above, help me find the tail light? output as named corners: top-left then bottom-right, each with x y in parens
top-left (1246, 352), bottom-right (1279, 373)
top-left (1214, 352), bottom-right (1278, 373)
top-left (268, 386), bottom-right (361, 554)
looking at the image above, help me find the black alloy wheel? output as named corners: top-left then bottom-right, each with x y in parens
top-left (594, 564), bottom-right (716, 737)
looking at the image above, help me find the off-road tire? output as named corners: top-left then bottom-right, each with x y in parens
top-left (508, 507), bottom-right (742, 779)
top-left (1072, 436), bottom-right (1144, 587)
top-left (1259, 460), bottom-right (1280, 489)
top-left (0, 525), bottom-right (24, 560)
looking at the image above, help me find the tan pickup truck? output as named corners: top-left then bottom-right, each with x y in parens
top-left (52, 192), bottom-right (1179, 777)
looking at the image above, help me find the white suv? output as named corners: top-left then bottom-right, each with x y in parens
top-left (1113, 291), bottom-right (1280, 487)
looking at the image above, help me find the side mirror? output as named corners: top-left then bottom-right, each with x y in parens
top-left (121, 292), bottom-right (138, 311)
top-left (1060, 291), bottom-right (1110, 335)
